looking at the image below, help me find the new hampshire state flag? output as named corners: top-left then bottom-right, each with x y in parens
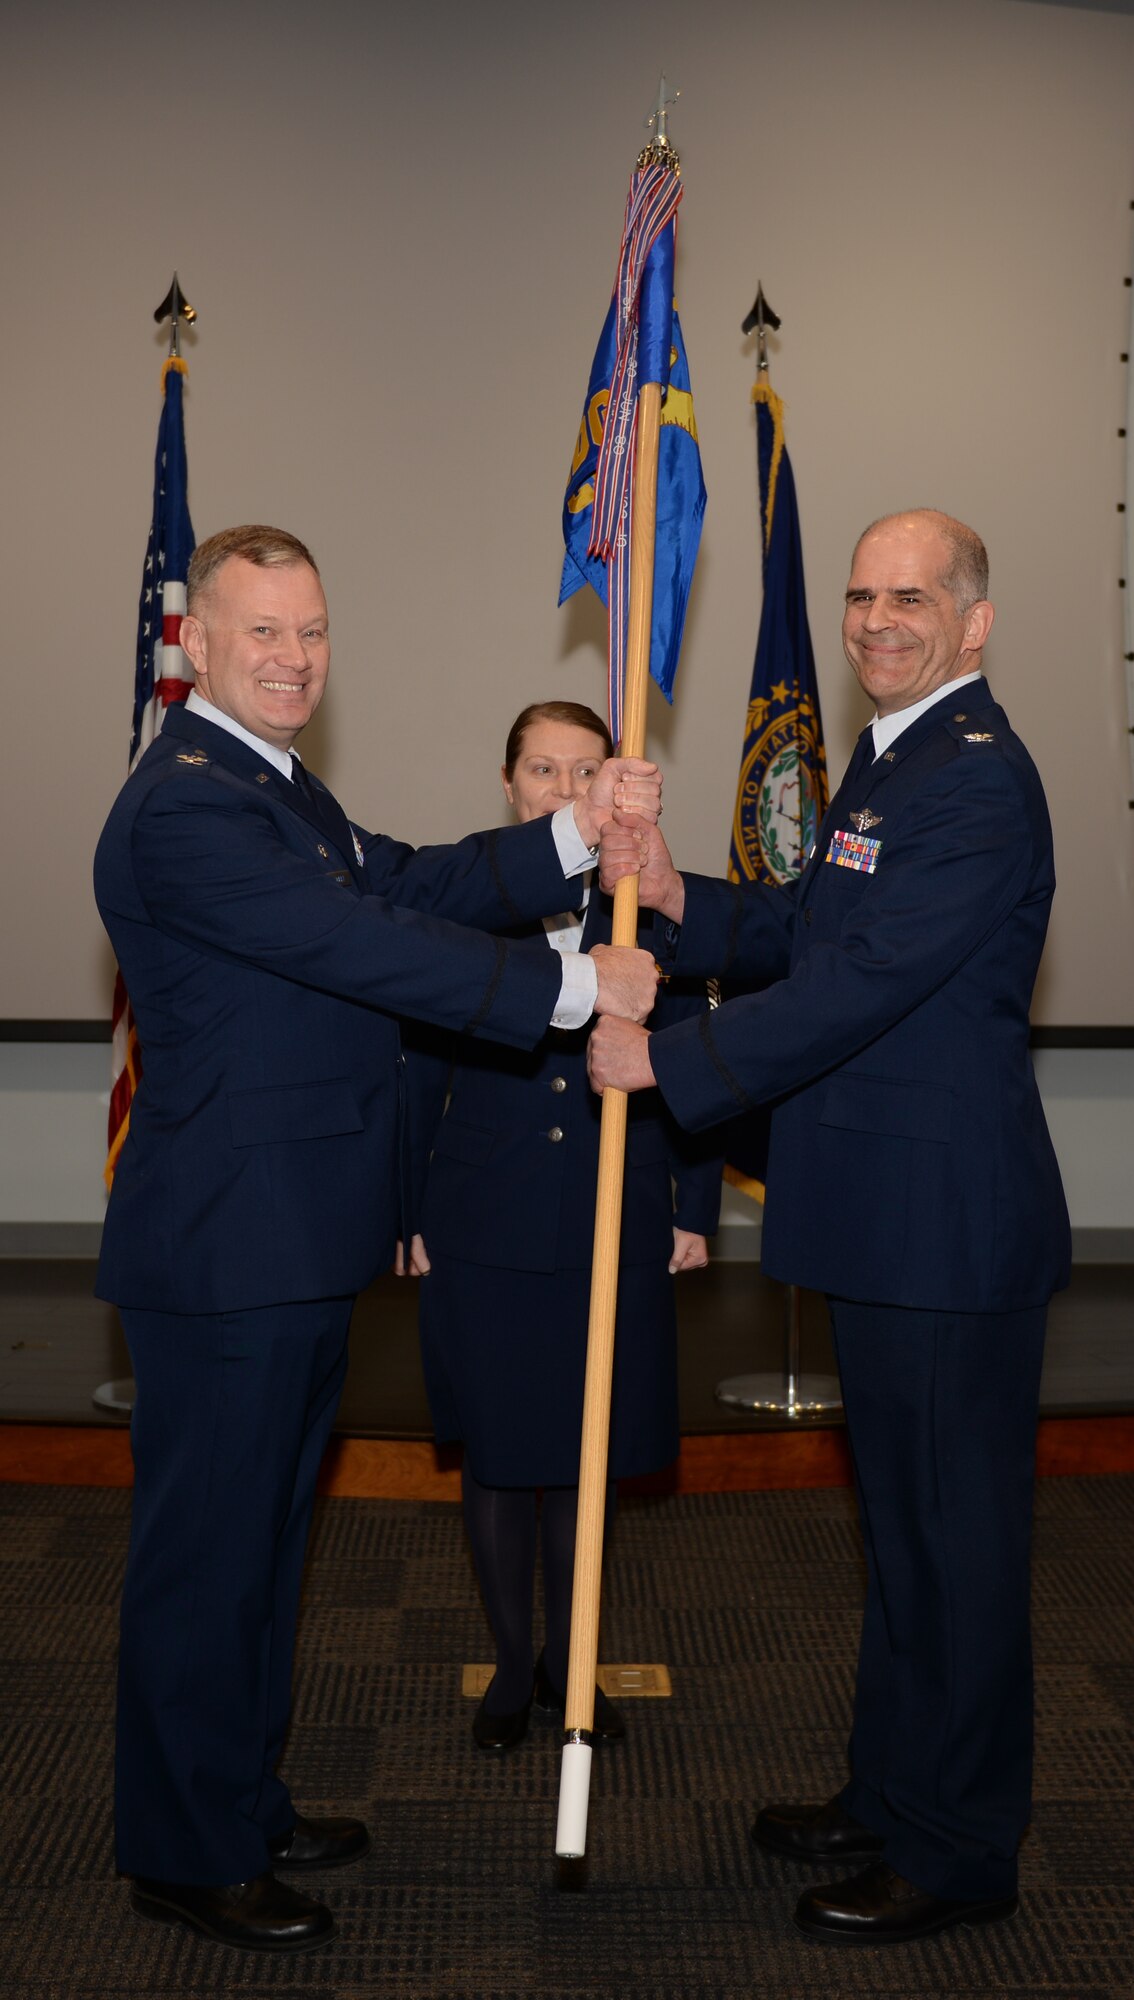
top-left (721, 377), bottom-right (828, 1199)
top-left (728, 380), bottom-right (827, 888)
top-left (559, 166), bottom-right (705, 743)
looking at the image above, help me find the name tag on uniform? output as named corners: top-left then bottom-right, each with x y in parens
top-left (826, 828), bottom-right (883, 874)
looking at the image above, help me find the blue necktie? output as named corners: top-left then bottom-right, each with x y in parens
top-left (824, 725), bottom-right (875, 826)
top-left (843, 723), bottom-right (877, 791)
top-left (289, 752), bottom-right (317, 804)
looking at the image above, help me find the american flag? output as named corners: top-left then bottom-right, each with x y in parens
top-left (105, 358), bottom-right (195, 1189)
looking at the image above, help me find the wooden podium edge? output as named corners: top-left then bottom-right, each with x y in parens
top-left (2, 1414), bottom-right (1132, 1497)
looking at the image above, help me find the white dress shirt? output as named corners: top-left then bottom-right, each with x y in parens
top-left (185, 690), bottom-right (294, 778)
top-left (870, 671), bottom-right (983, 760)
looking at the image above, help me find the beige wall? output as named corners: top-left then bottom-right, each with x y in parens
top-left (3, 0), bottom-right (1133, 1022)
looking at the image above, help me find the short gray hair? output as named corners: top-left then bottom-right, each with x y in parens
top-left (187, 525), bottom-right (319, 612)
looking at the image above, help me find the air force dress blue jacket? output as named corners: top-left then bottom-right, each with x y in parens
top-left (94, 705), bottom-right (576, 1315)
top-left (647, 679), bottom-right (1071, 1311)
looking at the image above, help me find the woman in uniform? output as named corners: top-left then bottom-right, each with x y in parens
top-left (399, 701), bottom-right (720, 1751)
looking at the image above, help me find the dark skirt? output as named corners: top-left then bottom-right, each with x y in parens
top-left (419, 1254), bottom-right (679, 1487)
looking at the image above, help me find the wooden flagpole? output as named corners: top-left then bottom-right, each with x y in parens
top-left (555, 379), bottom-right (662, 1859)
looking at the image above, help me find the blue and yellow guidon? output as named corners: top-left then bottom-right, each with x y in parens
top-left (566, 354), bottom-right (699, 521)
top-left (560, 306), bottom-right (705, 709)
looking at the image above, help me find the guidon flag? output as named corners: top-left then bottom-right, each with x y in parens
top-left (559, 159), bottom-right (706, 745)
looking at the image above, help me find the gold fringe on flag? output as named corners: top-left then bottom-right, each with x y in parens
top-left (751, 379), bottom-right (785, 554)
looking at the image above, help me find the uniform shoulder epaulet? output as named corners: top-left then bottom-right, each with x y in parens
top-left (943, 709), bottom-right (997, 746)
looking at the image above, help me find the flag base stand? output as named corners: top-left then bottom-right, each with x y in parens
top-left (715, 1370), bottom-right (842, 1418)
top-left (715, 1283), bottom-right (842, 1419)
top-left (92, 1378), bottom-right (135, 1415)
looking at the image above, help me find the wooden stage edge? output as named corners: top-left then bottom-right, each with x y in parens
top-left (2, 1414), bottom-right (1133, 1498)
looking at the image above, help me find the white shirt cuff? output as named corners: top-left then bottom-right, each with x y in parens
top-left (552, 948), bottom-right (598, 1029)
top-left (551, 803), bottom-right (597, 878)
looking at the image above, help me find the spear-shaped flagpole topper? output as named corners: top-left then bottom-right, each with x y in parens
top-left (554, 97), bottom-right (685, 1864)
top-left (742, 282), bottom-right (781, 377)
top-left (154, 273), bottom-right (197, 360)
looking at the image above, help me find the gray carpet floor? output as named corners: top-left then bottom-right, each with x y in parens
top-left (2, 1476), bottom-right (1133, 1998)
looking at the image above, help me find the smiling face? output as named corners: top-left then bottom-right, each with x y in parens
top-left (179, 555), bottom-right (330, 749)
top-left (841, 517), bottom-right (994, 717)
top-left (502, 720), bottom-right (609, 823)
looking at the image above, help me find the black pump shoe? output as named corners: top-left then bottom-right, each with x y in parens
top-left (472, 1687), bottom-right (531, 1753)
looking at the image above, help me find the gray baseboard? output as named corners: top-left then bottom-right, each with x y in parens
top-left (0, 1218), bottom-right (769, 1264)
top-left (1, 1220), bottom-right (1132, 1266)
top-left (709, 1221), bottom-right (1134, 1269)
top-left (0, 1223), bottom-right (105, 1258)
top-left (1070, 1227), bottom-right (1134, 1264)
top-left (713, 1219), bottom-right (763, 1263)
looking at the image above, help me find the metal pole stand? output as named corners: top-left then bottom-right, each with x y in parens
top-left (92, 1379), bottom-right (135, 1415)
top-left (715, 1283), bottom-right (841, 1418)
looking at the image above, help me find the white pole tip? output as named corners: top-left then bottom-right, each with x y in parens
top-left (554, 1741), bottom-right (593, 1858)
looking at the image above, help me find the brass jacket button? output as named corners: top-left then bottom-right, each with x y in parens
top-left (547, 1126), bottom-right (564, 1143)
top-left (550, 1076), bottom-right (567, 1093)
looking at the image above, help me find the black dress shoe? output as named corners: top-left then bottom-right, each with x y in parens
top-left (130, 1871), bottom-right (336, 1952)
top-left (472, 1690), bottom-right (531, 1753)
top-left (751, 1795), bottom-right (885, 1862)
top-left (268, 1813), bottom-right (370, 1870)
top-left (532, 1650), bottom-right (625, 1742)
top-left (793, 1860), bottom-right (1019, 1945)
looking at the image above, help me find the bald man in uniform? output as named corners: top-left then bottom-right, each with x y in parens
top-left (591, 510), bottom-right (1069, 1945)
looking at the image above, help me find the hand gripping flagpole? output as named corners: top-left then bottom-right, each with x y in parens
top-left (556, 84), bottom-right (682, 1861)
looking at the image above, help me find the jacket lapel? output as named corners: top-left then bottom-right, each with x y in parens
top-left (160, 709), bottom-right (363, 884)
top-left (795, 680), bottom-right (993, 910)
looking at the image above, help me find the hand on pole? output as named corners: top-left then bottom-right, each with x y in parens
top-left (587, 1015), bottom-right (656, 1094)
top-left (573, 757), bottom-right (661, 848)
top-left (588, 942), bottom-right (659, 1023)
top-left (599, 810), bottom-right (685, 923)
